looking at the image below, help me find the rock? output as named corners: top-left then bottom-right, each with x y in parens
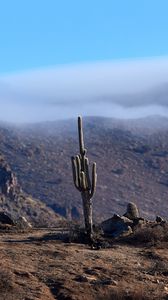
top-left (0, 212), bottom-right (15, 225)
top-left (156, 216), bottom-right (164, 223)
top-left (132, 217), bottom-right (146, 227)
top-left (122, 225), bottom-right (133, 237)
top-left (0, 161), bottom-right (21, 198)
top-left (14, 270), bottom-right (32, 277)
top-left (132, 145), bottom-right (150, 154)
top-left (123, 202), bottom-right (139, 220)
top-left (112, 168), bottom-right (124, 175)
top-left (75, 275), bottom-right (89, 282)
top-left (111, 280), bottom-right (118, 286)
top-left (0, 223), bottom-right (13, 230)
top-left (16, 216), bottom-right (32, 229)
top-left (94, 279), bottom-right (112, 285)
top-left (101, 214), bottom-right (133, 237)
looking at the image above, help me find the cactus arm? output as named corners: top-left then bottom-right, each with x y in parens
top-left (84, 157), bottom-right (91, 190)
top-left (71, 156), bottom-right (77, 187)
top-left (75, 155), bottom-right (82, 187)
top-left (81, 171), bottom-right (87, 190)
top-left (71, 156), bottom-right (81, 191)
top-left (90, 162), bottom-right (97, 198)
top-left (78, 116), bottom-right (85, 155)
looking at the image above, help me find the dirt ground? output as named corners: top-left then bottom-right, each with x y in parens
top-left (0, 228), bottom-right (168, 300)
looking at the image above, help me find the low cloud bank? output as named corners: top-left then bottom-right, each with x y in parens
top-left (1, 57), bottom-right (168, 123)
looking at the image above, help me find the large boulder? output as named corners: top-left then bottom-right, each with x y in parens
top-left (101, 214), bottom-right (133, 237)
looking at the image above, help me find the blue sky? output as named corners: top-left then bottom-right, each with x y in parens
top-left (0, 0), bottom-right (168, 74)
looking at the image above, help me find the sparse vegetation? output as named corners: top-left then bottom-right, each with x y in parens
top-left (98, 287), bottom-right (151, 300)
top-left (126, 223), bottom-right (168, 246)
top-left (0, 267), bottom-right (14, 292)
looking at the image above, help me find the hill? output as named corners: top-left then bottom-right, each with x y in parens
top-left (0, 153), bottom-right (63, 227)
top-left (0, 116), bottom-right (168, 222)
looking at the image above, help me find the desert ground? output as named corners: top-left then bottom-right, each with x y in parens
top-left (0, 227), bottom-right (168, 300)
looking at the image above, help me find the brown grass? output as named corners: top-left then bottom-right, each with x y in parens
top-left (125, 223), bottom-right (168, 246)
top-left (0, 267), bottom-right (14, 292)
top-left (97, 287), bottom-right (151, 300)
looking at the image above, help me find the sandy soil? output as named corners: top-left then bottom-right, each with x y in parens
top-left (0, 228), bottom-right (168, 300)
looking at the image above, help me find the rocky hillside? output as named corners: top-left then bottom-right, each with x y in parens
top-left (0, 154), bottom-right (63, 227)
top-left (0, 116), bottom-right (168, 222)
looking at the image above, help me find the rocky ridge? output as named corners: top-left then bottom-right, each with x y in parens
top-left (0, 153), bottom-right (63, 227)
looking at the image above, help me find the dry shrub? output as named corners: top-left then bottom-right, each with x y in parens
top-left (97, 286), bottom-right (150, 300)
top-left (126, 223), bottom-right (168, 246)
top-left (68, 223), bottom-right (87, 243)
top-left (0, 267), bottom-right (26, 300)
top-left (67, 222), bottom-right (104, 245)
top-left (0, 267), bottom-right (14, 292)
top-left (148, 260), bottom-right (168, 276)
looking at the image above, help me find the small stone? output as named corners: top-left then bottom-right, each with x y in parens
top-left (111, 280), bottom-right (118, 286)
top-left (156, 216), bottom-right (164, 223)
top-left (14, 270), bottom-right (31, 278)
top-left (75, 275), bottom-right (88, 282)
top-left (136, 262), bottom-right (141, 267)
top-left (133, 218), bottom-right (145, 226)
top-left (100, 279), bottom-right (112, 285)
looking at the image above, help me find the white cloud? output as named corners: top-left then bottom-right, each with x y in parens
top-left (1, 57), bottom-right (168, 122)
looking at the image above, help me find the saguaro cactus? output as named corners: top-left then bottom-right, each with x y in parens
top-left (71, 116), bottom-right (97, 240)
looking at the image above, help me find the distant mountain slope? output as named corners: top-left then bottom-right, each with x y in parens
top-left (0, 154), bottom-right (63, 227)
top-left (0, 116), bottom-right (168, 221)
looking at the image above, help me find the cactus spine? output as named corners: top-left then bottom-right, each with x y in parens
top-left (71, 116), bottom-right (97, 240)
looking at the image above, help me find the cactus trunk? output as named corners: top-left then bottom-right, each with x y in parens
top-left (82, 191), bottom-right (93, 239)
